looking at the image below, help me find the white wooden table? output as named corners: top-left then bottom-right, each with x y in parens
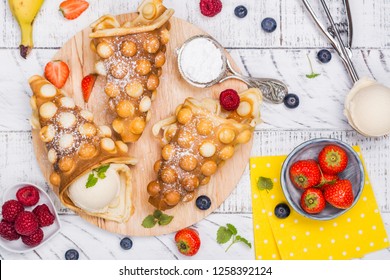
top-left (0, 0), bottom-right (389, 260)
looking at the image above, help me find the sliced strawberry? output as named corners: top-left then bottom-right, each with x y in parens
top-left (81, 74), bottom-right (97, 102)
top-left (44, 60), bottom-right (70, 89)
top-left (60, 0), bottom-right (89, 20)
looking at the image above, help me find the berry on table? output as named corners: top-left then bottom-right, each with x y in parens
top-left (261, 17), bottom-right (277, 33)
top-left (175, 228), bottom-right (201, 256)
top-left (65, 249), bottom-right (80, 260)
top-left (219, 89), bottom-right (240, 111)
top-left (120, 237), bottom-right (133, 250)
top-left (199, 0), bottom-right (222, 17)
top-left (274, 203), bottom-right (291, 219)
top-left (196, 195), bottom-right (211, 210)
top-left (234, 5), bottom-right (248, 18)
top-left (1, 200), bottom-right (24, 222)
top-left (317, 49), bottom-right (332, 63)
top-left (283, 93), bottom-right (300, 109)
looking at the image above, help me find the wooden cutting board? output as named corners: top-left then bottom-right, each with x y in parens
top-left (32, 14), bottom-right (251, 236)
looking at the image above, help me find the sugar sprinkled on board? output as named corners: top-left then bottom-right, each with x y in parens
top-left (180, 38), bottom-right (224, 84)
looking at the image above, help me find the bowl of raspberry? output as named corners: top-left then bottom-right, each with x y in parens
top-left (0, 183), bottom-right (61, 253)
top-left (280, 138), bottom-right (365, 220)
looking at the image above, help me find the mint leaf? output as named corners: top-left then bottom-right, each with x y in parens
top-left (226, 223), bottom-right (237, 235)
top-left (86, 173), bottom-right (98, 188)
top-left (153, 210), bottom-right (163, 219)
top-left (142, 215), bottom-right (157, 228)
top-left (306, 73), bottom-right (320, 79)
top-left (96, 165), bottom-right (110, 179)
top-left (236, 235), bottom-right (252, 248)
top-left (257, 176), bottom-right (273, 192)
top-left (217, 226), bottom-right (233, 244)
top-left (158, 214), bottom-right (174, 226)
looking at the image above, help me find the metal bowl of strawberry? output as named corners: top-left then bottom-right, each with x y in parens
top-left (0, 182), bottom-right (61, 253)
top-left (281, 138), bottom-right (364, 220)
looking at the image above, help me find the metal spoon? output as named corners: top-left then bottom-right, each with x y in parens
top-left (177, 35), bottom-right (289, 104)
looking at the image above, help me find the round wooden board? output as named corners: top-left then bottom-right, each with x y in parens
top-left (32, 14), bottom-right (250, 236)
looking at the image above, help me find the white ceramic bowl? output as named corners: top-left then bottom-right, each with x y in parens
top-left (0, 182), bottom-right (61, 253)
top-left (281, 139), bottom-right (364, 221)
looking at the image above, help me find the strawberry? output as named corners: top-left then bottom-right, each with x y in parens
top-left (323, 179), bottom-right (354, 209)
top-left (289, 160), bottom-right (321, 189)
top-left (300, 188), bottom-right (326, 214)
top-left (318, 173), bottom-right (339, 189)
top-left (175, 228), bottom-right (201, 256)
top-left (81, 74), bottom-right (97, 102)
top-left (44, 60), bottom-right (70, 89)
top-left (60, 0), bottom-right (90, 20)
top-left (318, 144), bottom-right (348, 175)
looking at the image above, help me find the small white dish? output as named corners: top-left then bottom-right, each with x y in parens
top-left (0, 182), bottom-right (61, 253)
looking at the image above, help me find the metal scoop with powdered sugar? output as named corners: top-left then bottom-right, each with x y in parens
top-left (177, 35), bottom-right (289, 104)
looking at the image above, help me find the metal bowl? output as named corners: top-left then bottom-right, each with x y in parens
top-left (281, 138), bottom-right (364, 221)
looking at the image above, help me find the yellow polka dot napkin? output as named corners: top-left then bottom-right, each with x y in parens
top-left (250, 146), bottom-right (389, 260)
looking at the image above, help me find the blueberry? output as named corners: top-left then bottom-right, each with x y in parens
top-left (283, 93), bottom-right (300, 109)
top-left (65, 249), bottom-right (79, 260)
top-left (261, 17), bottom-right (277, 33)
top-left (196, 195), bottom-right (211, 210)
top-left (274, 203), bottom-right (291, 219)
top-left (234, 5), bottom-right (248, 18)
top-left (317, 49), bottom-right (332, 63)
top-left (120, 237), bottom-right (133, 250)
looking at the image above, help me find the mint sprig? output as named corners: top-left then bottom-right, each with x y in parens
top-left (217, 223), bottom-right (252, 252)
top-left (257, 176), bottom-right (273, 192)
top-left (306, 54), bottom-right (321, 79)
top-left (142, 210), bottom-right (174, 228)
top-left (86, 164), bottom-right (110, 188)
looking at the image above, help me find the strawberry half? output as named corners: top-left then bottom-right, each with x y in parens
top-left (60, 0), bottom-right (89, 20)
top-left (81, 74), bottom-right (97, 102)
top-left (44, 60), bottom-right (70, 89)
top-left (289, 159), bottom-right (321, 189)
top-left (175, 228), bottom-right (201, 256)
top-left (318, 144), bottom-right (349, 175)
top-left (300, 188), bottom-right (326, 214)
top-left (323, 179), bottom-right (354, 209)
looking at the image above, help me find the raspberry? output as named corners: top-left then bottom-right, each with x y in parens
top-left (1, 200), bottom-right (24, 222)
top-left (14, 211), bottom-right (39, 236)
top-left (22, 228), bottom-right (44, 247)
top-left (0, 220), bottom-right (20, 241)
top-left (219, 89), bottom-right (240, 111)
top-left (33, 204), bottom-right (55, 227)
top-left (200, 0), bottom-right (222, 17)
top-left (16, 185), bottom-right (40, 206)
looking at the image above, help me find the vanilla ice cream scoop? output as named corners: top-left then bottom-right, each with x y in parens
top-left (68, 164), bottom-right (131, 218)
top-left (344, 77), bottom-right (390, 137)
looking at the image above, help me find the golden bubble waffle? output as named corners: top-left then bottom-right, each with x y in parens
top-left (147, 88), bottom-right (262, 210)
top-left (29, 76), bottom-right (137, 222)
top-left (89, 0), bottom-right (174, 143)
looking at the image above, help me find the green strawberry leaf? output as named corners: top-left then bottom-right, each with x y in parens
top-left (86, 173), bottom-right (98, 188)
top-left (306, 73), bottom-right (321, 79)
top-left (217, 226), bottom-right (233, 244)
top-left (257, 177), bottom-right (273, 192)
top-left (226, 223), bottom-right (237, 235)
top-left (236, 235), bottom-right (252, 248)
top-left (158, 214), bottom-right (174, 226)
top-left (141, 215), bottom-right (157, 228)
top-left (153, 210), bottom-right (163, 219)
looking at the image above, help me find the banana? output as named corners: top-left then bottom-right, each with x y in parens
top-left (8, 0), bottom-right (45, 58)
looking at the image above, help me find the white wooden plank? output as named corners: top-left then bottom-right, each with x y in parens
top-left (0, 214), bottom-right (254, 260)
top-left (2, 0), bottom-right (390, 49)
top-left (2, 48), bottom-right (390, 131)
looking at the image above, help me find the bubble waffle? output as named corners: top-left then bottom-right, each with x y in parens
top-left (89, 0), bottom-right (174, 143)
top-left (29, 76), bottom-right (137, 223)
top-left (148, 88), bottom-right (262, 210)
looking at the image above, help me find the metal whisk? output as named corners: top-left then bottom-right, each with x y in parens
top-left (302, 0), bottom-right (359, 83)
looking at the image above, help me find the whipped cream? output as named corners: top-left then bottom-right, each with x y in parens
top-left (344, 77), bottom-right (390, 137)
